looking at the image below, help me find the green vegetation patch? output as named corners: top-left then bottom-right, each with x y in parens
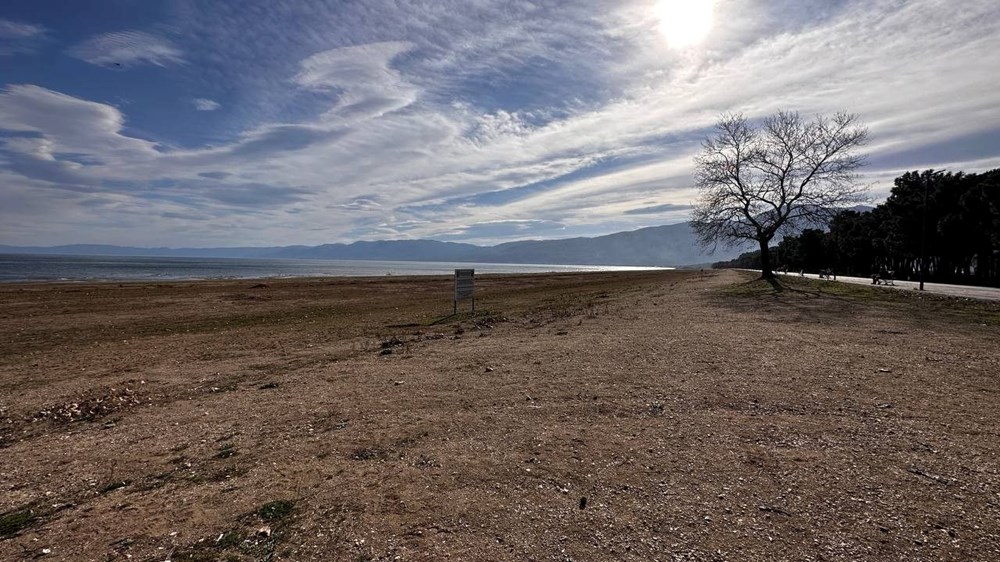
top-left (215, 443), bottom-right (237, 459)
top-left (257, 500), bottom-right (295, 522)
top-left (717, 273), bottom-right (1000, 327)
top-left (428, 308), bottom-right (504, 326)
top-left (215, 530), bottom-right (244, 549)
top-left (0, 508), bottom-right (38, 538)
top-left (173, 501), bottom-right (296, 562)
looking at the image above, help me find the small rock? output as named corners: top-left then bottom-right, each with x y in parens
top-left (380, 336), bottom-right (404, 349)
top-left (485, 367), bottom-right (494, 373)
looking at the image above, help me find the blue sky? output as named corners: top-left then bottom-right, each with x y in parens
top-left (1, 0), bottom-right (999, 247)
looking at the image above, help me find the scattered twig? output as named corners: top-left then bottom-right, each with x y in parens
top-left (906, 465), bottom-right (952, 485)
top-left (758, 505), bottom-right (793, 517)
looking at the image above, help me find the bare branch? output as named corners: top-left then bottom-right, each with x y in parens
top-left (690, 110), bottom-right (869, 276)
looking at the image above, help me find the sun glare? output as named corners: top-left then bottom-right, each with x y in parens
top-left (655, 0), bottom-right (714, 49)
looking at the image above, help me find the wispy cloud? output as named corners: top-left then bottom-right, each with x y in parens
top-left (0, 18), bottom-right (48, 55)
top-left (193, 98), bottom-right (221, 111)
top-left (434, 219), bottom-right (567, 242)
top-left (295, 42), bottom-right (417, 115)
top-left (68, 30), bottom-right (183, 68)
top-left (624, 203), bottom-right (695, 215)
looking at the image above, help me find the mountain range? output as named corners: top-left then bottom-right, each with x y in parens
top-left (1, 222), bottom-right (751, 267)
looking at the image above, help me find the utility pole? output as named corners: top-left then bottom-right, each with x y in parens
top-left (918, 171), bottom-right (930, 291)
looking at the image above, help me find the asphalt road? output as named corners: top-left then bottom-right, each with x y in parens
top-left (777, 271), bottom-right (1000, 302)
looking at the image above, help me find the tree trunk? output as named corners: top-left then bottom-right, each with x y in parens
top-left (759, 237), bottom-right (774, 279)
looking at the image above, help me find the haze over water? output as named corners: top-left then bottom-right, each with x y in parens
top-left (0, 254), bottom-right (667, 283)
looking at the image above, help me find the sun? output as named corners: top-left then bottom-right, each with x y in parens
top-left (655, 0), bottom-right (715, 49)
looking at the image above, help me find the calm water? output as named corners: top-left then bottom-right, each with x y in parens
top-left (0, 254), bottom-right (667, 283)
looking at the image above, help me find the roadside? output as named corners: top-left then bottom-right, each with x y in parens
top-left (771, 270), bottom-right (1000, 301)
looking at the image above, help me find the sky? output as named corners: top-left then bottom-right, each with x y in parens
top-left (1, 0), bottom-right (999, 248)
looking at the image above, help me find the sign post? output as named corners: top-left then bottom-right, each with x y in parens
top-left (454, 269), bottom-right (475, 314)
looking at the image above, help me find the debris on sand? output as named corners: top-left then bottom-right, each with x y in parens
top-left (906, 465), bottom-right (953, 485)
top-left (33, 388), bottom-right (142, 424)
top-left (758, 505), bottom-right (793, 517)
top-left (350, 447), bottom-right (389, 461)
top-left (381, 336), bottom-right (404, 349)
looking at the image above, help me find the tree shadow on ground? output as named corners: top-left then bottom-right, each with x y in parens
top-left (712, 276), bottom-right (879, 327)
top-left (714, 273), bottom-right (1000, 330)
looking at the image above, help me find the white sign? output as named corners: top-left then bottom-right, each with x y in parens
top-left (454, 269), bottom-right (475, 300)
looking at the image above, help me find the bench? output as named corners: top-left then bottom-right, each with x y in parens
top-left (872, 271), bottom-right (895, 286)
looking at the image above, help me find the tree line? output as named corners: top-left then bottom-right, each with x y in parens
top-left (713, 168), bottom-right (1000, 286)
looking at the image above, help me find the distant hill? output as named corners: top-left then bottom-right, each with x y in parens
top-left (478, 223), bottom-right (744, 266)
top-left (1, 222), bottom-right (751, 267)
top-left (268, 240), bottom-right (483, 262)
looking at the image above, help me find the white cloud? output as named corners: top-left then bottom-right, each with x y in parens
top-left (193, 98), bottom-right (221, 111)
top-left (0, 18), bottom-right (48, 55)
top-left (295, 41), bottom-right (418, 122)
top-left (0, 84), bottom-right (160, 193)
top-left (68, 30), bottom-right (184, 68)
top-left (0, 19), bottom-right (45, 39)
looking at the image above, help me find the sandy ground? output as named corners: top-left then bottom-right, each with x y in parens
top-left (1, 269), bottom-right (999, 561)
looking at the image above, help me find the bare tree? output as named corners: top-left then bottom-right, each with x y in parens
top-left (692, 110), bottom-right (869, 279)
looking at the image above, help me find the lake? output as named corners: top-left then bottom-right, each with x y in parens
top-left (0, 254), bottom-right (668, 283)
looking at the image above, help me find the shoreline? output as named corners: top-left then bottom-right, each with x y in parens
top-left (0, 267), bottom-right (668, 288)
top-left (0, 253), bottom-right (672, 285)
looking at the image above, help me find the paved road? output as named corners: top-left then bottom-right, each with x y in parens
top-left (776, 271), bottom-right (1000, 302)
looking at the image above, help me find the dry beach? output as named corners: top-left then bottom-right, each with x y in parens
top-left (1, 270), bottom-right (999, 561)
